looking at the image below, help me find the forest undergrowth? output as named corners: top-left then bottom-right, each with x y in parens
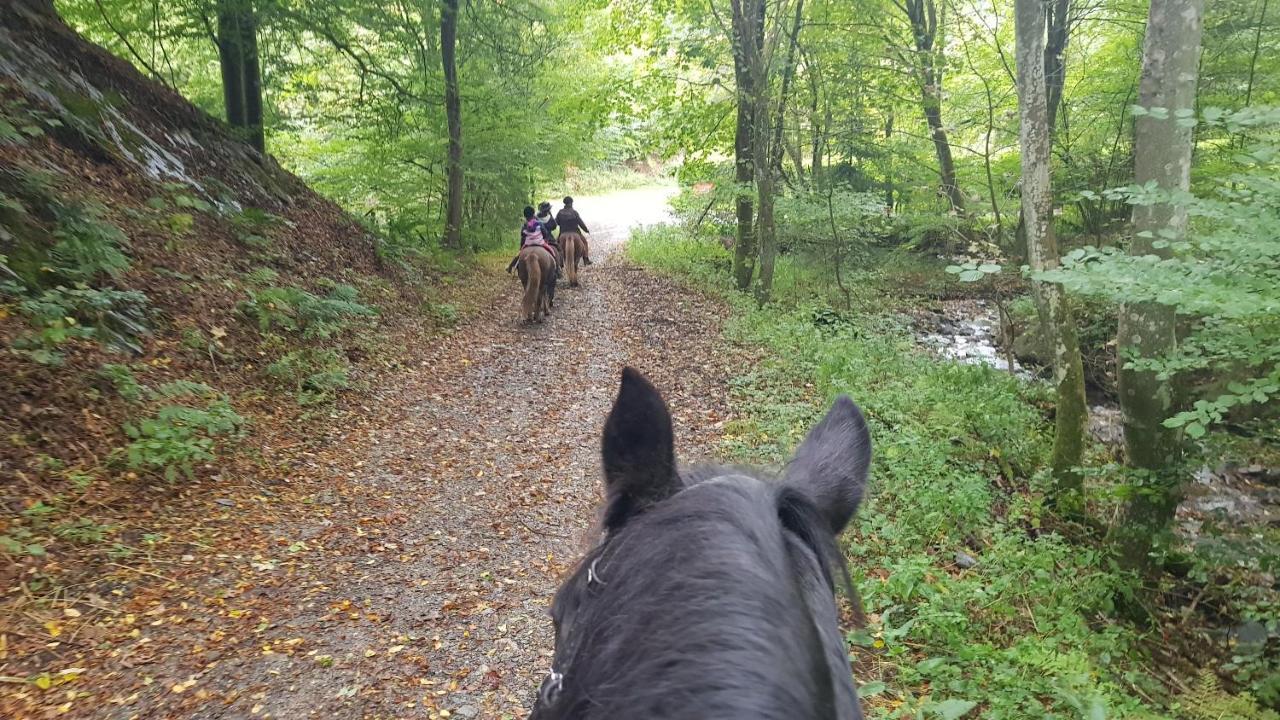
top-left (628, 228), bottom-right (1279, 720)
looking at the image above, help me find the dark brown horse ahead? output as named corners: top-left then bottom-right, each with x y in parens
top-left (516, 244), bottom-right (556, 323)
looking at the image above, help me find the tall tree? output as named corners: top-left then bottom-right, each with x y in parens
top-left (1044, 0), bottom-right (1072, 134)
top-left (770, 0), bottom-right (806, 180)
top-left (441, 0), bottom-right (463, 248)
top-left (752, 0), bottom-right (796, 304)
top-left (1015, 0), bottom-right (1088, 509)
top-left (729, 0), bottom-right (763, 290)
top-left (216, 0), bottom-right (264, 153)
top-left (1114, 0), bottom-right (1205, 575)
top-left (893, 0), bottom-right (965, 213)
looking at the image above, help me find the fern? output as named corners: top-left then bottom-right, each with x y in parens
top-left (239, 283), bottom-right (374, 338)
top-left (50, 201), bottom-right (132, 281)
top-left (13, 285), bottom-right (150, 363)
top-left (1179, 671), bottom-right (1279, 720)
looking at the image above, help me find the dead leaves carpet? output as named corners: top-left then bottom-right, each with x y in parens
top-left (8, 189), bottom-right (745, 719)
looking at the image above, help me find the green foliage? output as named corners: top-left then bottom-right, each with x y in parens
top-left (0, 530), bottom-right (47, 558)
top-left (238, 282), bottom-right (374, 339)
top-left (564, 165), bottom-right (668, 195)
top-left (629, 224), bottom-right (1167, 719)
top-left (1, 165), bottom-right (151, 364)
top-left (266, 348), bottom-right (350, 405)
top-left (774, 189), bottom-right (887, 258)
top-left (1, 168), bottom-right (132, 284)
top-left (121, 383), bottom-right (244, 482)
top-left (49, 200), bottom-right (132, 281)
top-left (1, 491), bottom-right (114, 558)
top-left (427, 302), bottom-right (460, 328)
top-left (0, 94), bottom-right (65, 146)
top-left (228, 207), bottom-right (285, 250)
top-left (98, 362), bottom-right (143, 401)
top-left (945, 260), bottom-right (1003, 283)
top-left (893, 213), bottom-right (983, 254)
top-left (1047, 108), bottom-right (1280, 437)
top-left (1177, 671), bottom-right (1278, 720)
top-left (243, 266), bottom-right (280, 286)
top-left (10, 285), bottom-right (150, 364)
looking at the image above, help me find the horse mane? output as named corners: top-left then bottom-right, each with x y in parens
top-left (539, 467), bottom-right (862, 719)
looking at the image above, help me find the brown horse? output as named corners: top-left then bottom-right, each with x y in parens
top-left (558, 231), bottom-right (588, 287)
top-left (516, 245), bottom-right (556, 323)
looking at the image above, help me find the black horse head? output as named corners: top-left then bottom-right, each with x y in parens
top-left (532, 367), bottom-right (871, 720)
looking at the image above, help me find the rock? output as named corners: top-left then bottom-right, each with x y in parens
top-left (215, 498), bottom-right (235, 508)
top-left (1235, 620), bottom-right (1269, 651)
top-left (455, 705), bottom-right (478, 718)
top-left (954, 551), bottom-right (979, 569)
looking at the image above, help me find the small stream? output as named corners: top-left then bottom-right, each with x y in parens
top-left (917, 299), bottom-right (1026, 376)
top-left (912, 299), bottom-right (1280, 539)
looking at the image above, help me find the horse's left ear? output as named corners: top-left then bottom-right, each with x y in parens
top-left (785, 396), bottom-right (872, 534)
top-left (601, 367), bottom-right (680, 530)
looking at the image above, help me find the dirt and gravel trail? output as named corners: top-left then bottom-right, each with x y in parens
top-left (26, 186), bottom-right (746, 720)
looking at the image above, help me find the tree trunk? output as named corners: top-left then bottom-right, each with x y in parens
top-left (731, 0), bottom-right (778, 304)
top-left (730, 0), bottom-right (759, 291)
top-left (1114, 0), bottom-right (1204, 575)
top-left (1015, 0), bottom-right (1088, 512)
top-left (241, 7), bottom-right (264, 154)
top-left (902, 0), bottom-right (965, 213)
top-left (1011, 0), bottom-right (1072, 264)
top-left (217, 1), bottom-right (246, 131)
top-left (770, 0), bottom-right (805, 178)
top-left (1044, 0), bottom-right (1071, 136)
top-left (883, 112), bottom-right (894, 211)
top-left (441, 0), bottom-right (463, 248)
top-left (806, 56), bottom-right (823, 188)
top-left (216, 0), bottom-right (264, 153)
top-left (755, 94), bottom-right (778, 306)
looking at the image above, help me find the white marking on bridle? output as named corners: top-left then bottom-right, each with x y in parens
top-left (539, 669), bottom-right (564, 706)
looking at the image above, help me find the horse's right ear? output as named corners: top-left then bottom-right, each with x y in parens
top-left (601, 367), bottom-right (680, 531)
top-left (785, 396), bottom-right (872, 534)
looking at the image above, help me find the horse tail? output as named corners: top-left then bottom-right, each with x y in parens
top-left (562, 233), bottom-right (578, 286)
top-left (522, 249), bottom-right (541, 320)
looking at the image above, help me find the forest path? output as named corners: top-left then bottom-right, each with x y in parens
top-left (74, 186), bottom-right (744, 719)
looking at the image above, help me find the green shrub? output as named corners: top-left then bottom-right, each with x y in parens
top-left (49, 200), bottom-right (132, 281)
top-left (628, 224), bottom-right (1169, 719)
top-left (1, 169), bottom-right (132, 283)
top-left (239, 283), bottom-right (374, 339)
top-left (1177, 671), bottom-right (1278, 720)
top-left (229, 207), bottom-right (286, 249)
top-left (98, 362), bottom-right (143, 401)
top-left (428, 302), bottom-right (460, 328)
top-left (266, 348), bottom-right (350, 405)
top-left (243, 266), bottom-right (280, 286)
top-left (121, 383), bottom-right (244, 482)
top-left (1, 168), bottom-right (150, 364)
top-left (1046, 107), bottom-right (1280, 439)
top-left (10, 284), bottom-right (149, 364)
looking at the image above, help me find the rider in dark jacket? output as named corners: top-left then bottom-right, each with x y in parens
top-left (554, 196), bottom-right (593, 265)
